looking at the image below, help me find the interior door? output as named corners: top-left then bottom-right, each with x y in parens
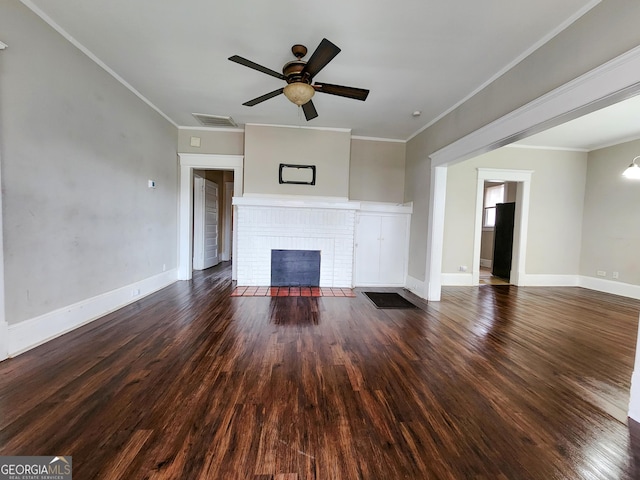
top-left (193, 177), bottom-right (219, 270)
top-left (492, 202), bottom-right (515, 280)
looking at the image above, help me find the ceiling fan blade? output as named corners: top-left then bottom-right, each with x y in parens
top-left (302, 100), bottom-right (318, 121)
top-left (229, 55), bottom-right (286, 80)
top-left (314, 82), bottom-right (369, 101)
top-left (243, 88), bottom-right (284, 106)
top-left (302, 39), bottom-right (341, 78)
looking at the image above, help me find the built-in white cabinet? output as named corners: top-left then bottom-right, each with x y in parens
top-left (354, 203), bottom-right (412, 286)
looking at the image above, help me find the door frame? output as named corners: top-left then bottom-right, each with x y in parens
top-left (222, 181), bottom-right (234, 261)
top-left (472, 169), bottom-right (532, 286)
top-left (178, 154), bottom-right (243, 280)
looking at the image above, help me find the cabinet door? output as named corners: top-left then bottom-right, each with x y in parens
top-left (379, 215), bottom-right (408, 284)
top-left (354, 215), bottom-right (382, 285)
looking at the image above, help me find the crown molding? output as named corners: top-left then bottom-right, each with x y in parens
top-left (19, 0), bottom-right (178, 128)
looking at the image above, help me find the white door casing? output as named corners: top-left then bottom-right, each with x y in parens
top-left (472, 169), bottom-right (532, 286)
top-left (178, 154), bottom-right (243, 281)
top-left (222, 181), bottom-right (234, 261)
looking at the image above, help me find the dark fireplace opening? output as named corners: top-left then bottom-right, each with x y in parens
top-left (271, 249), bottom-right (321, 287)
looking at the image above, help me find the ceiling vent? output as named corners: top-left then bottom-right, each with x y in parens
top-left (192, 113), bottom-right (238, 128)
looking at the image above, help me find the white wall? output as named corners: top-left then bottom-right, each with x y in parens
top-left (0, 2), bottom-right (178, 335)
top-left (581, 139), bottom-right (640, 285)
top-left (443, 147), bottom-right (587, 277)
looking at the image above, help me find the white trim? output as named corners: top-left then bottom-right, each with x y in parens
top-left (405, 275), bottom-right (426, 298)
top-left (178, 126), bottom-right (245, 133)
top-left (506, 144), bottom-right (589, 153)
top-left (405, 275), bottom-right (426, 296)
top-left (245, 122), bottom-right (351, 133)
top-left (480, 259), bottom-right (492, 268)
top-left (472, 169), bottom-right (533, 286)
top-left (630, 313), bottom-right (640, 421)
top-left (234, 195), bottom-right (357, 210)
top-left (405, 0), bottom-right (601, 142)
top-left (351, 135), bottom-right (406, 143)
top-left (19, 0), bottom-right (178, 128)
top-left (422, 44), bottom-right (640, 302)
top-left (579, 276), bottom-right (640, 300)
top-left (222, 181), bottom-right (234, 262)
top-left (358, 201), bottom-right (413, 214)
top-left (7, 269), bottom-right (178, 357)
top-left (178, 154), bottom-right (244, 281)
top-left (521, 274), bottom-right (580, 286)
top-left (0, 321), bottom-right (7, 361)
top-left (441, 273), bottom-right (473, 286)
top-left (423, 165), bottom-right (447, 301)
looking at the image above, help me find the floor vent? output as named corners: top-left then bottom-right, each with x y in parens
top-left (192, 113), bottom-right (238, 128)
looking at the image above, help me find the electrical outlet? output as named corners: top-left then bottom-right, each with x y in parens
top-left (597, 270), bottom-right (606, 277)
top-left (612, 271), bottom-right (619, 279)
top-left (459, 265), bottom-right (468, 272)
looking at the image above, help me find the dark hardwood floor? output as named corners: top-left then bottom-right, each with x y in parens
top-left (2, 262), bottom-right (640, 479)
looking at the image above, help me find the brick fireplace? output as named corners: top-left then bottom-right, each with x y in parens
top-left (233, 196), bottom-right (358, 287)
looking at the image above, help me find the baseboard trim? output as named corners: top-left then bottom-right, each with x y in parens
top-left (579, 276), bottom-right (640, 300)
top-left (441, 273), bottom-right (473, 286)
top-left (7, 269), bottom-right (178, 358)
top-left (521, 274), bottom-right (580, 286)
top-left (405, 275), bottom-right (426, 299)
top-left (0, 321), bottom-right (8, 361)
top-left (480, 258), bottom-right (492, 268)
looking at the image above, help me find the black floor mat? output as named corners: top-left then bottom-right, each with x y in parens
top-left (363, 292), bottom-right (418, 309)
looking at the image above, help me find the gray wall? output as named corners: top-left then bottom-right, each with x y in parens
top-left (443, 148), bottom-right (587, 276)
top-left (244, 124), bottom-right (351, 197)
top-left (177, 129), bottom-right (244, 155)
top-left (349, 139), bottom-right (406, 203)
top-left (405, 0), bottom-right (640, 282)
top-left (0, 1), bottom-right (178, 324)
top-left (581, 139), bottom-right (640, 285)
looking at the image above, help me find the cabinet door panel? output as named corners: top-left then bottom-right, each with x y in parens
top-left (379, 215), bottom-right (408, 284)
top-left (354, 215), bottom-right (381, 284)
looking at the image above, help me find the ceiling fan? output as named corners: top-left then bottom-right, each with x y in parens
top-left (228, 38), bottom-right (369, 121)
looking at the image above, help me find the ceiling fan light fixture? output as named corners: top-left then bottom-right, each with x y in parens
top-left (623, 156), bottom-right (640, 179)
top-left (283, 82), bottom-right (315, 106)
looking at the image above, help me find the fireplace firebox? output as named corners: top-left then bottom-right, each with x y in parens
top-left (271, 250), bottom-right (321, 287)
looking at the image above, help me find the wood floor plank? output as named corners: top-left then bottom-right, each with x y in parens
top-left (1, 263), bottom-right (640, 479)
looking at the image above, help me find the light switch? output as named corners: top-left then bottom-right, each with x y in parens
top-left (190, 136), bottom-right (201, 147)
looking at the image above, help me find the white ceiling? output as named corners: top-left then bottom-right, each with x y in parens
top-left (513, 94), bottom-right (640, 151)
top-left (22, 0), bottom-right (602, 141)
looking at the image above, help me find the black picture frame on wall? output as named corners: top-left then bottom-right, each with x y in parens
top-left (279, 163), bottom-right (316, 185)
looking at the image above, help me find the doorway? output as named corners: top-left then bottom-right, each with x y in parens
top-left (178, 154), bottom-right (244, 281)
top-left (479, 181), bottom-right (518, 285)
top-left (472, 168), bottom-right (532, 286)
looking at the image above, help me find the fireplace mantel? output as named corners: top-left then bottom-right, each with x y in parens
top-left (233, 194), bottom-right (360, 211)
